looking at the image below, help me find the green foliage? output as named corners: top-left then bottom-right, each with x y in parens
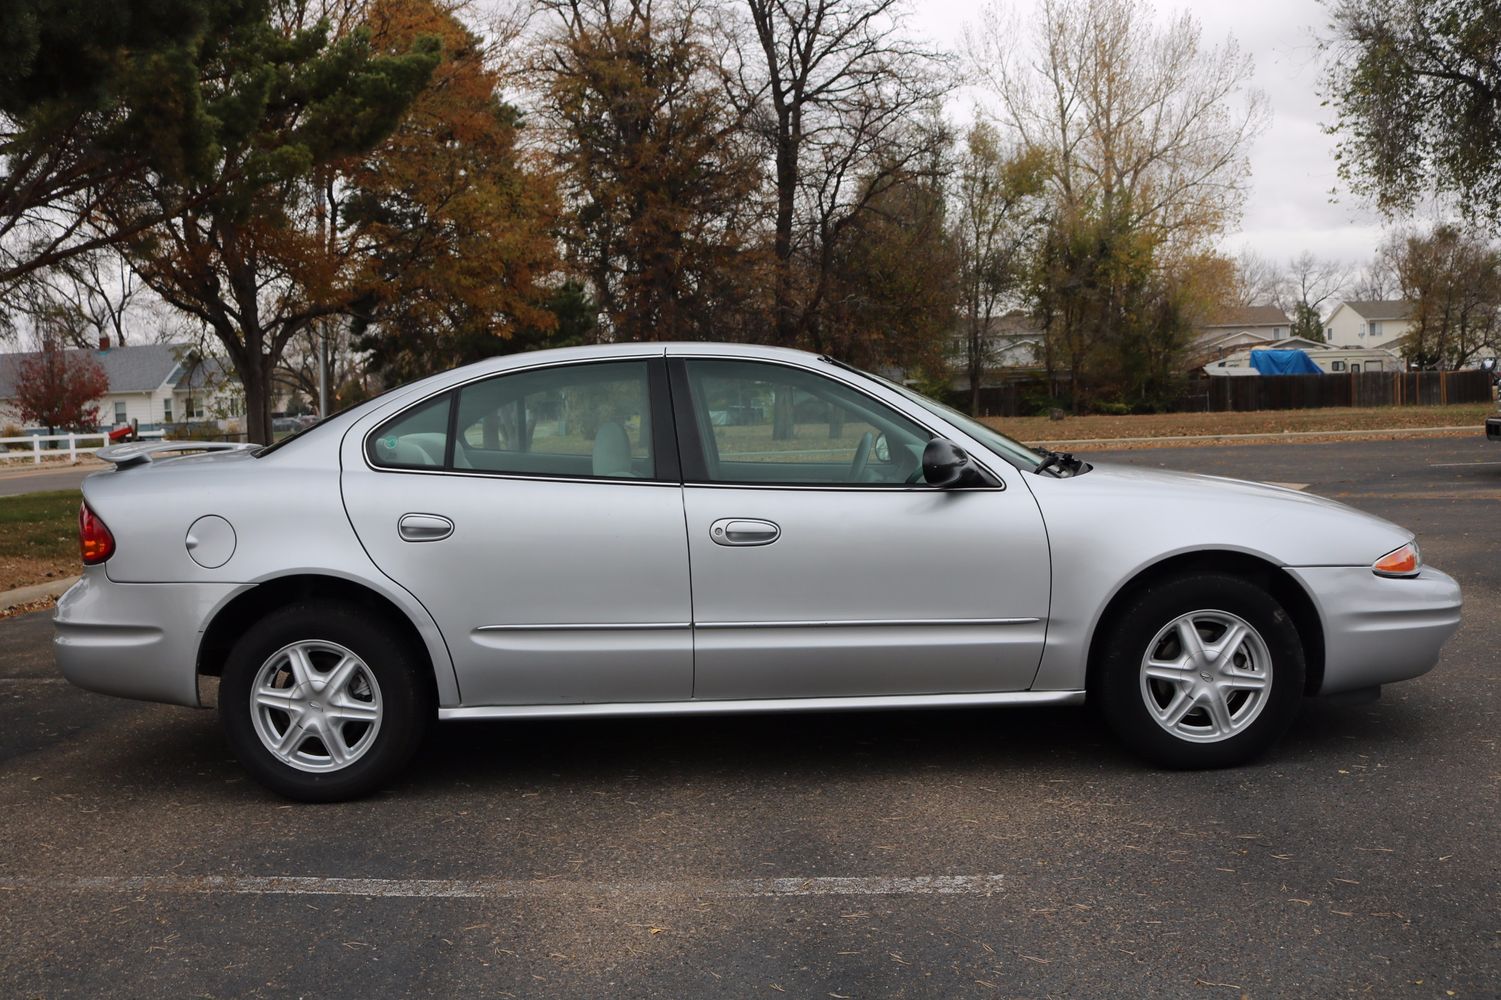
top-left (1290, 302), bottom-right (1325, 342)
top-left (823, 169), bottom-right (960, 374)
top-left (1325, 0), bottom-right (1501, 223)
top-left (1394, 224), bottom-right (1501, 369)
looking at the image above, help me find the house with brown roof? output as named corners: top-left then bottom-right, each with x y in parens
top-left (1323, 300), bottom-right (1415, 352)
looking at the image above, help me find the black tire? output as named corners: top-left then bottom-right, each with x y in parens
top-left (220, 601), bottom-right (433, 802)
top-left (1096, 573), bottom-right (1304, 769)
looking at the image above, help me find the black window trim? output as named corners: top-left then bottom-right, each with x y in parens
top-left (665, 356), bottom-right (1003, 491)
top-left (364, 357), bottom-right (681, 485)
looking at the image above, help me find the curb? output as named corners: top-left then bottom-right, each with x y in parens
top-left (1032, 425), bottom-right (1480, 448)
top-left (0, 576), bottom-right (79, 610)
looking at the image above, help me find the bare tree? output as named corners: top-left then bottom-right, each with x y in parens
top-left (971, 0), bottom-right (1265, 408)
top-left (30, 250), bottom-right (145, 348)
top-left (1281, 251), bottom-right (1350, 341)
top-left (971, 0), bottom-right (1268, 256)
top-left (1346, 248), bottom-right (1401, 302)
top-left (1231, 248), bottom-right (1282, 308)
top-left (731, 0), bottom-right (953, 349)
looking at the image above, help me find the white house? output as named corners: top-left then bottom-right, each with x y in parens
top-left (0, 339), bottom-right (244, 432)
top-left (1323, 300), bottom-right (1416, 351)
top-left (944, 311), bottom-right (1047, 389)
top-left (1193, 305), bottom-right (1293, 360)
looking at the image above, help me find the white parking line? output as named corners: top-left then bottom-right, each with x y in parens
top-left (0, 873), bottom-right (1006, 901)
top-left (1430, 461), bottom-right (1501, 468)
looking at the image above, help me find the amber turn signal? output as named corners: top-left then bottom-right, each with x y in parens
top-left (1372, 542), bottom-right (1420, 578)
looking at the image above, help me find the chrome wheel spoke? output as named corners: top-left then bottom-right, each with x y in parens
top-left (1210, 622), bottom-right (1248, 664)
top-left (1157, 688), bottom-right (1197, 727)
top-left (326, 697), bottom-right (378, 723)
top-left (285, 645), bottom-right (314, 691)
top-left (1144, 659), bottom-right (1192, 684)
top-left (1175, 619), bottom-right (1207, 664)
top-left (1221, 667), bottom-right (1268, 691)
top-left (273, 721), bottom-right (306, 756)
top-left (255, 686), bottom-right (296, 711)
top-left (1203, 688), bottom-right (1235, 736)
top-left (323, 725), bottom-right (349, 766)
top-left (322, 654), bottom-right (361, 700)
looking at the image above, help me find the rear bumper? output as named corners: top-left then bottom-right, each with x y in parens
top-left (53, 569), bottom-right (243, 707)
top-left (1486, 416), bottom-right (1501, 441)
top-left (1286, 566), bottom-right (1462, 695)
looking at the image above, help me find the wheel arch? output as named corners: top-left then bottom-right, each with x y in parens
top-left (1084, 550), bottom-right (1326, 698)
top-left (196, 573), bottom-right (451, 707)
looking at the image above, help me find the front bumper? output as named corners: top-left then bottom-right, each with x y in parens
top-left (1286, 566), bottom-right (1462, 695)
top-left (1486, 416), bottom-right (1501, 441)
top-left (53, 568), bottom-right (243, 707)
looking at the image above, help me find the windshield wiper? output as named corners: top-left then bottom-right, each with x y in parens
top-left (1033, 447), bottom-right (1085, 477)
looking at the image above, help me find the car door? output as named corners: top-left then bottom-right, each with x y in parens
top-left (341, 357), bottom-right (693, 706)
top-left (669, 356), bottom-right (1051, 701)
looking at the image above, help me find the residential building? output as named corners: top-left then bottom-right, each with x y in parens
top-left (1323, 300), bottom-right (1416, 351)
top-left (1192, 305), bottom-right (1293, 363)
top-left (0, 339), bottom-right (244, 432)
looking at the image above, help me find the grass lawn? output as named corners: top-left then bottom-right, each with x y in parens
top-left (985, 402), bottom-right (1494, 447)
top-left (0, 489), bottom-right (82, 593)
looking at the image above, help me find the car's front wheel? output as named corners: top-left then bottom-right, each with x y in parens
top-left (220, 602), bottom-right (432, 801)
top-left (1096, 573), bottom-right (1305, 768)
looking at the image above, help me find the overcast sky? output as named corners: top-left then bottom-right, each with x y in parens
top-left (910, 0), bottom-right (1389, 269)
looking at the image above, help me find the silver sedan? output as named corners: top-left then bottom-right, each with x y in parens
top-left (56, 344), bottom-right (1462, 800)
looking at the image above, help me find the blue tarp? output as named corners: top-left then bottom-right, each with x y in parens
top-left (1250, 349), bottom-right (1323, 375)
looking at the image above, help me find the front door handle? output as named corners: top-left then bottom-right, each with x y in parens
top-left (710, 518), bottom-right (780, 546)
top-left (398, 513), bottom-right (454, 542)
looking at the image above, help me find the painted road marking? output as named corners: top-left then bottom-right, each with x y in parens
top-left (1430, 461), bottom-right (1501, 468)
top-left (0, 873), bottom-right (1007, 901)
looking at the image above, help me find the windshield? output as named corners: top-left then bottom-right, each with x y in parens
top-left (845, 366), bottom-right (1053, 473)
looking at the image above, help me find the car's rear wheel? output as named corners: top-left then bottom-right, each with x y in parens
top-left (1096, 573), bottom-right (1304, 768)
top-left (220, 602), bottom-right (432, 801)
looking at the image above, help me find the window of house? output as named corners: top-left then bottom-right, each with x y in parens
top-left (163, 399), bottom-right (173, 423)
top-left (1351, 363), bottom-right (1361, 372)
top-left (113, 401), bottom-right (126, 425)
top-left (187, 397), bottom-right (204, 420)
top-left (1331, 361), bottom-right (1345, 372)
top-left (1370, 321), bottom-right (1382, 338)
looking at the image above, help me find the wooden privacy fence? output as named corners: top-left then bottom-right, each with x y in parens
top-left (1204, 369), bottom-right (1493, 412)
top-left (966, 369), bottom-right (1494, 416)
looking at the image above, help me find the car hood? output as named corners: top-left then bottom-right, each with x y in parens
top-left (1025, 460), bottom-right (1412, 569)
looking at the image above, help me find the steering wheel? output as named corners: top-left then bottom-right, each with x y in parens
top-left (849, 431), bottom-right (874, 482)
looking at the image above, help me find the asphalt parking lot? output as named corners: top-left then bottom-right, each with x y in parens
top-left (1, 435), bottom-right (1497, 998)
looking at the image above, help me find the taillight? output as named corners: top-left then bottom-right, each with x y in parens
top-left (1373, 541), bottom-right (1420, 578)
top-left (79, 501), bottom-right (115, 565)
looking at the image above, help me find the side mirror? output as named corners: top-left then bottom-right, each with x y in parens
top-left (922, 438), bottom-right (987, 488)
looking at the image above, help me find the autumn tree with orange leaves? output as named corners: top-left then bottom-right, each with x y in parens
top-left (347, 0), bottom-right (564, 383)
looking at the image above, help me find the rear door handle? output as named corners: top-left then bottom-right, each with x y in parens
top-left (398, 513), bottom-right (454, 542)
top-left (710, 518), bottom-right (780, 546)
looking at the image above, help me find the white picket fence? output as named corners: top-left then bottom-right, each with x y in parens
top-left (0, 430), bottom-right (167, 465)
